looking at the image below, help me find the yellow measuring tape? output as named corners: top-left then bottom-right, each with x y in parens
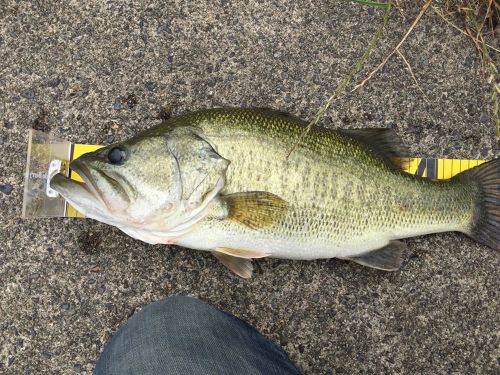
top-left (401, 158), bottom-right (485, 179)
top-left (65, 144), bottom-right (486, 217)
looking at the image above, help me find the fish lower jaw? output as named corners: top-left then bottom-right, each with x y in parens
top-left (63, 197), bottom-right (110, 224)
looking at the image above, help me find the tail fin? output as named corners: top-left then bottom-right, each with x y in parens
top-left (457, 159), bottom-right (500, 250)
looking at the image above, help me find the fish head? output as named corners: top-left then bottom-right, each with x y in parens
top-left (51, 127), bottom-right (229, 235)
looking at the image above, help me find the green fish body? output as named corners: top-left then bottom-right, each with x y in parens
top-left (52, 108), bottom-right (499, 277)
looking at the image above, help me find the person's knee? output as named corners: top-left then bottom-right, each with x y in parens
top-left (138, 295), bottom-right (214, 323)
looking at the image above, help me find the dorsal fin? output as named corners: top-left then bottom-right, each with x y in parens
top-left (339, 128), bottom-right (411, 170)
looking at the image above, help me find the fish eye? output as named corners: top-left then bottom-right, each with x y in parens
top-left (107, 147), bottom-right (126, 165)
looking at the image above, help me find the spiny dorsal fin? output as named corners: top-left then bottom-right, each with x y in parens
top-left (348, 240), bottom-right (405, 271)
top-left (213, 251), bottom-right (253, 278)
top-left (339, 128), bottom-right (412, 170)
top-left (223, 191), bottom-right (288, 230)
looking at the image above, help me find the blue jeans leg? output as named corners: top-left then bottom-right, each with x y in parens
top-left (93, 295), bottom-right (302, 375)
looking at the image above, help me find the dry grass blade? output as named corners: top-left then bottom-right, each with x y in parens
top-left (431, 5), bottom-right (500, 53)
top-left (353, 0), bottom-right (433, 91)
top-left (474, 0), bottom-right (491, 41)
top-left (452, 0), bottom-right (500, 138)
top-left (395, 48), bottom-right (429, 103)
top-left (350, 0), bottom-right (391, 8)
top-left (286, 1), bottom-right (393, 158)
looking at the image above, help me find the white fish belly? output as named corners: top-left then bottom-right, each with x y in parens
top-left (176, 221), bottom-right (461, 260)
top-left (176, 226), bottom-right (389, 260)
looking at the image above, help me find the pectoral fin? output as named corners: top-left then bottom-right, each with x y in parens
top-left (223, 191), bottom-right (288, 230)
top-left (347, 241), bottom-right (405, 271)
top-left (212, 251), bottom-right (254, 278)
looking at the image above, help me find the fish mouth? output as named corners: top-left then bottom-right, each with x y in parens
top-left (50, 159), bottom-right (108, 212)
top-left (70, 159), bottom-right (132, 209)
top-left (69, 159), bottom-right (106, 205)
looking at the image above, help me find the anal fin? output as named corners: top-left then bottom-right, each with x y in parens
top-left (213, 251), bottom-right (253, 278)
top-left (348, 241), bottom-right (405, 271)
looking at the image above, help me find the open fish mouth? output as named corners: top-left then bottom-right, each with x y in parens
top-left (72, 159), bottom-right (132, 210)
top-left (50, 159), bottom-right (108, 212)
top-left (69, 159), bottom-right (102, 199)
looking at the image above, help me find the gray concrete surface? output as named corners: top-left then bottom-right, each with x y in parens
top-left (1, 1), bottom-right (499, 374)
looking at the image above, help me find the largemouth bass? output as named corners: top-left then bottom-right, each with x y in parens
top-left (51, 108), bottom-right (499, 278)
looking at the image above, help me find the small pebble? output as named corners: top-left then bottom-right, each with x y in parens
top-left (0, 184), bottom-right (13, 194)
top-left (47, 78), bottom-right (61, 87)
top-left (126, 94), bottom-right (137, 109)
top-left (30, 273), bottom-right (40, 280)
top-left (310, 293), bottom-right (320, 303)
top-left (97, 285), bottom-right (106, 294)
top-left (280, 336), bottom-right (289, 346)
top-left (106, 134), bottom-right (115, 143)
top-left (41, 351), bottom-right (52, 359)
top-left (113, 99), bottom-right (121, 110)
top-left (73, 363), bottom-right (82, 373)
top-left (207, 78), bottom-right (217, 88)
top-left (61, 303), bottom-right (70, 311)
top-left (21, 89), bottom-right (35, 100)
top-left (464, 55), bottom-right (474, 69)
top-left (145, 81), bottom-right (157, 91)
top-left (466, 103), bottom-right (476, 116)
top-left (80, 85), bottom-right (89, 98)
top-left (479, 112), bottom-right (489, 124)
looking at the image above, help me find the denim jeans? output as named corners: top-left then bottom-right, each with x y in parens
top-left (94, 296), bottom-right (301, 375)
